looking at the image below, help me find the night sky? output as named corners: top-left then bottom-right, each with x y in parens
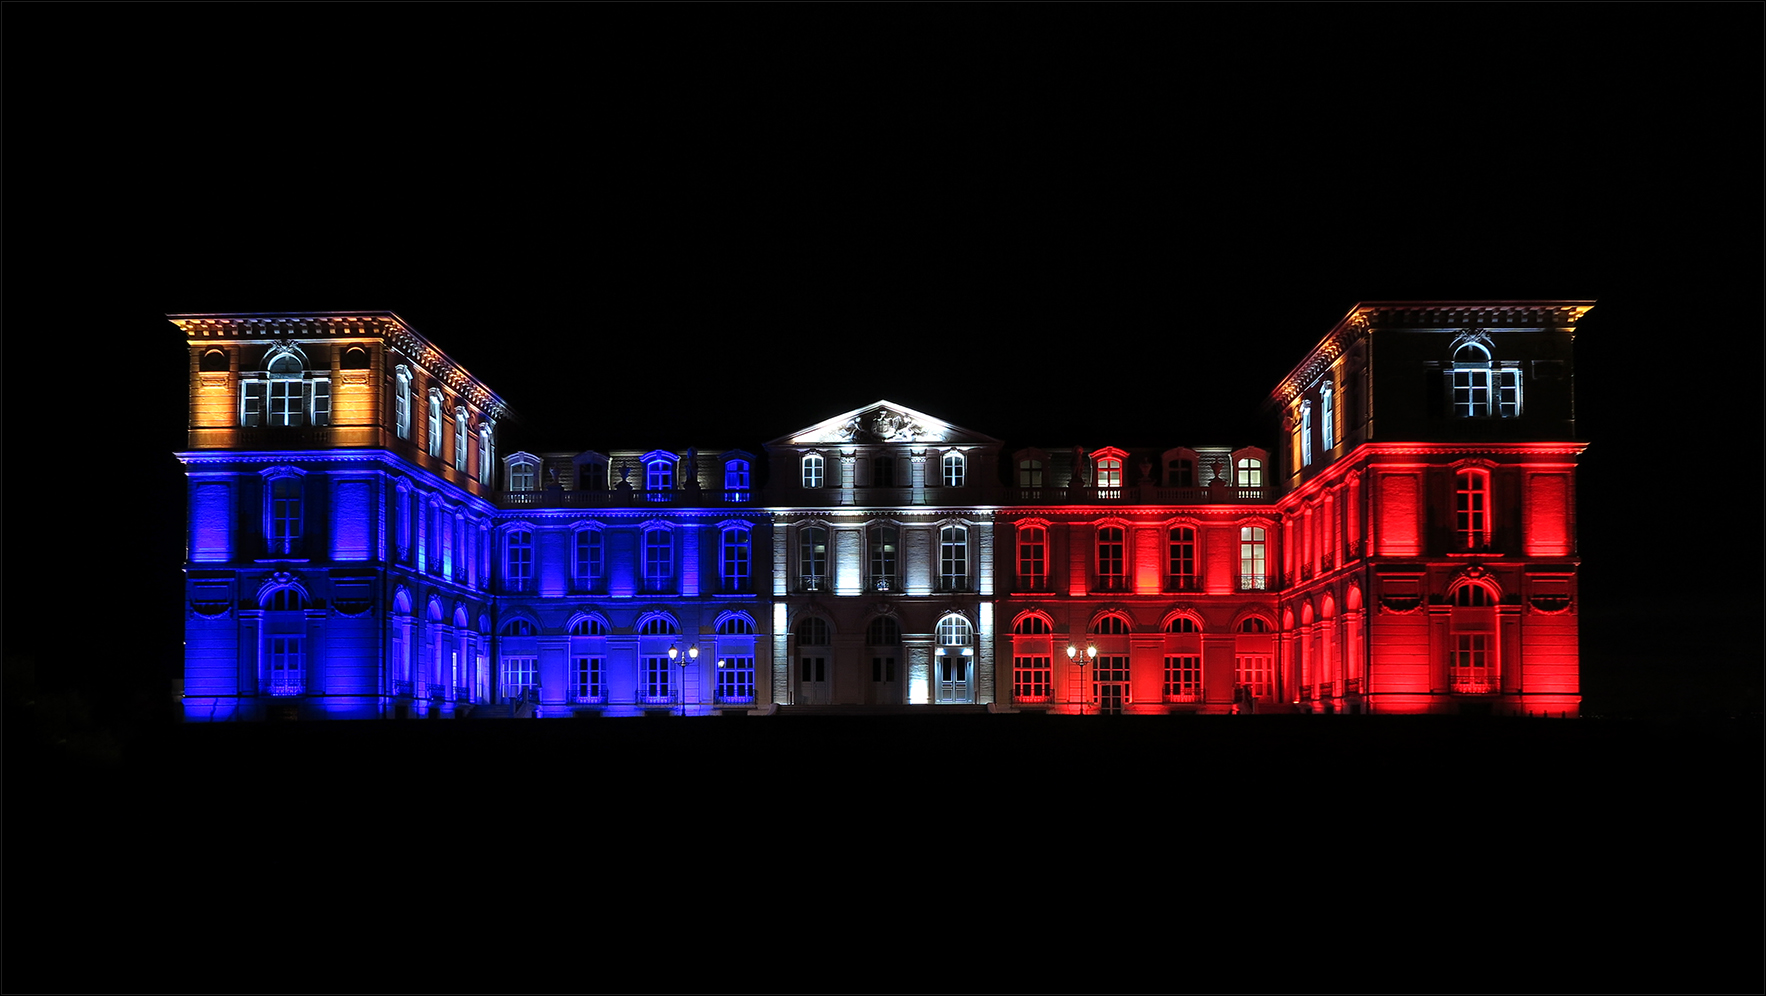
top-left (4, 6), bottom-right (1760, 711)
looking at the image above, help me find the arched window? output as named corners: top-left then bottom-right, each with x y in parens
top-left (717, 614), bottom-right (756, 635)
top-left (1449, 582), bottom-right (1499, 694)
top-left (1168, 526), bottom-right (1197, 591)
top-left (1096, 526), bottom-right (1126, 589)
top-left (507, 456), bottom-right (538, 492)
top-left (1011, 613), bottom-right (1052, 703)
top-left (798, 617), bottom-right (830, 644)
top-left (427, 389), bottom-right (445, 457)
top-left (1018, 525), bottom-right (1047, 589)
top-left (569, 615), bottom-right (607, 705)
top-left (569, 617), bottom-right (607, 636)
top-left (935, 614), bottom-right (975, 703)
top-left (1014, 614), bottom-right (1052, 635)
top-left (869, 526), bottom-right (898, 590)
top-left (638, 615), bottom-right (679, 635)
top-left (937, 615), bottom-right (973, 646)
top-left (201, 348), bottom-right (229, 372)
top-left (1456, 469), bottom-right (1491, 551)
top-left (1091, 614), bottom-right (1132, 635)
top-left (395, 365), bottom-right (413, 440)
top-left (505, 530), bottom-right (534, 592)
top-left (1452, 342), bottom-right (1493, 417)
top-left (1236, 458), bottom-right (1262, 487)
top-left (500, 619), bottom-right (537, 637)
top-left (1164, 616), bottom-right (1198, 633)
top-left (262, 585), bottom-right (309, 696)
top-left (802, 454), bottom-right (824, 489)
top-left (478, 423), bottom-right (495, 484)
top-left (1239, 527), bottom-right (1267, 590)
top-left (724, 459), bottom-right (751, 502)
top-left (721, 525), bottom-right (752, 593)
top-left (800, 526), bottom-right (828, 590)
top-left (643, 528), bottom-right (673, 593)
top-left (341, 346), bottom-right (369, 370)
top-left (942, 452), bottom-right (965, 488)
top-left (940, 526), bottom-right (968, 591)
top-left (573, 527), bottom-right (603, 590)
top-left (243, 348), bottom-right (329, 428)
top-left (1238, 617), bottom-right (1270, 633)
top-left (866, 616), bottom-right (900, 644)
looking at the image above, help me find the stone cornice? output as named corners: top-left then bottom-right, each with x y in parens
top-left (170, 311), bottom-right (514, 422)
top-left (1267, 300), bottom-right (1595, 409)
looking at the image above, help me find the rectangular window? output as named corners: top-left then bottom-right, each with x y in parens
top-left (942, 453), bottom-right (965, 488)
top-left (1164, 655), bottom-right (1202, 702)
top-left (310, 381), bottom-right (331, 426)
top-left (642, 657), bottom-right (672, 701)
top-left (716, 656), bottom-right (756, 703)
top-left (870, 527), bottom-right (897, 589)
top-left (269, 477), bottom-right (302, 555)
top-left (575, 529), bottom-right (603, 585)
top-left (800, 657), bottom-right (826, 683)
top-left (267, 636), bottom-right (304, 695)
top-left (1168, 527), bottom-right (1197, 590)
top-left (428, 394), bottom-right (444, 457)
top-left (1453, 368), bottom-right (1491, 417)
top-left (454, 411), bottom-right (468, 467)
top-left (1097, 527), bottom-right (1125, 589)
top-left (1320, 383), bottom-right (1334, 449)
top-left (940, 527), bottom-right (967, 590)
top-left (645, 531), bottom-right (672, 591)
top-left (1457, 472), bottom-right (1490, 550)
top-left (1013, 656), bottom-right (1051, 702)
top-left (872, 456), bottom-right (895, 487)
top-left (1300, 403), bottom-right (1313, 467)
top-left (1018, 527), bottom-right (1046, 588)
top-left (570, 656), bottom-right (605, 702)
top-left (506, 531), bottom-right (534, 591)
top-left (503, 656), bottom-right (537, 697)
top-left (1450, 634), bottom-right (1496, 693)
top-left (270, 380), bottom-right (303, 427)
top-left (1236, 655), bottom-right (1273, 700)
top-left (1239, 527), bottom-right (1266, 590)
top-left (802, 455), bottom-right (824, 489)
top-left (1497, 368), bottom-right (1523, 418)
top-left (872, 656), bottom-right (897, 682)
top-left (242, 382), bottom-right (266, 426)
top-left (722, 528), bottom-right (751, 592)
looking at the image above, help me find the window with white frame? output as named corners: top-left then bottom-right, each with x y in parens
top-left (1300, 401), bottom-right (1313, 467)
top-left (642, 657), bottom-right (671, 701)
top-left (1237, 458), bottom-right (1262, 487)
top-left (646, 457), bottom-right (674, 497)
top-left (800, 526), bottom-right (828, 590)
top-left (716, 655), bottom-right (756, 703)
top-left (478, 423), bottom-right (495, 484)
top-left (266, 474), bottom-right (303, 556)
top-left (506, 530), bottom-right (534, 592)
top-left (454, 407), bottom-right (469, 467)
top-left (940, 526), bottom-right (968, 590)
top-left (242, 349), bottom-right (331, 428)
top-left (573, 527), bottom-right (603, 589)
top-left (942, 452), bottom-right (966, 487)
top-left (391, 366), bottom-right (411, 439)
top-left (1014, 655), bottom-right (1051, 701)
top-left (266, 635), bottom-right (305, 696)
top-left (869, 526), bottom-right (897, 590)
top-left (725, 459), bottom-right (751, 502)
top-left (1320, 382), bottom-right (1334, 449)
top-left (644, 528), bottom-right (672, 592)
top-left (1018, 525), bottom-right (1046, 588)
top-left (1239, 527), bottom-right (1267, 590)
top-left (507, 456), bottom-right (538, 492)
top-left (1096, 457), bottom-right (1122, 489)
top-left (427, 390), bottom-right (444, 457)
top-left (802, 454), bottom-right (824, 488)
top-left (1450, 342), bottom-right (1523, 419)
top-left (721, 525), bottom-right (751, 592)
top-left (1235, 654), bottom-right (1273, 699)
top-left (1456, 470), bottom-right (1491, 550)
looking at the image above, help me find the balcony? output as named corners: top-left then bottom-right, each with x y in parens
top-left (640, 578), bottom-right (676, 595)
top-left (498, 488), bottom-right (760, 509)
top-left (1093, 575), bottom-right (1131, 593)
top-left (937, 575), bottom-right (971, 593)
top-left (868, 575), bottom-right (900, 593)
top-left (1344, 539), bottom-right (1363, 562)
top-left (1015, 575), bottom-right (1053, 593)
top-left (454, 686), bottom-right (471, 703)
top-left (392, 680), bottom-right (413, 698)
top-left (1165, 575), bottom-right (1201, 593)
top-left (799, 575), bottom-right (830, 593)
top-left (1237, 574), bottom-right (1267, 591)
top-left (503, 577), bottom-right (536, 595)
top-left (1001, 484), bottom-right (1275, 505)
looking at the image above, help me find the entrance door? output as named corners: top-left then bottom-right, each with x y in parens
top-left (800, 656), bottom-right (828, 705)
top-left (936, 655), bottom-right (971, 703)
top-left (1094, 656), bottom-right (1130, 714)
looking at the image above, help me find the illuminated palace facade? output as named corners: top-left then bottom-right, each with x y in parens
top-left (176, 301), bottom-right (1590, 720)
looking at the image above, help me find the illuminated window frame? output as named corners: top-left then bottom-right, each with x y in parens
top-left (454, 406), bottom-right (469, 468)
top-left (1236, 458), bottom-right (1262, 487)
top-left (394, 365), bottom-right (413, 439)
top-left (942, 452), bottom-right (965, 488)
top-left (1167, 525), bottom-right (1197, 590)
top-left (869, 525), bottom-right (898, 590)
top-left (478, 423), bottom-right (495, 484)
top-left (241, 348), bottom-right (330, 428)
top-left (940, 525), bottom-right (968, 591)
top-left (1320, 381), bottom-right (1334, 449)
top-left (1095, 457), bottom-right (1122, 489)
top-left (427, 389), bottom-right (444, 457)
top-left (716, 655), bottom-right (756, 703)
top-left (724, 458), bottom-right (751, 502)
top-left (1238, 526), bottom-right (1267, 591)
top-left (506, 454), bottom-right (538, 492)
top-left (502, 656), bottom-right (537, 697)
top-left (802, 453), bottom-right (824, 489)
top-left (1300, 401), bottom-right (1313, 467)
top-left (569, 656), bottom-right (605, 703)
top-left (1096, 525), bottom-right (1126, 589)
top-left (1163, 655), bottom-right (1202, 703)
top-left (573, 526), bottom-right (604, 589)
top-left (1456, 469), bottom-right (1491, 551)
top-left (720, 524), bottom-right (752, 593)
top-left (1017, 524), bottom-right (1048, 589)
top-left (799, 525), bottom-right (828, 590)
top-left (643, 526), bottom-right (673, 593)
top-left (505, 529), bottom-right (534, 592)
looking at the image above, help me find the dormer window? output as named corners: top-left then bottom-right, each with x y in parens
top-left (1450, 342), bottom-right (1523, 418)
top-left (942, 452), bottom-right (965, 488)
top-left (724, 458), bottom-right (751, 501)
top-left (506, 455), bottom-right (539, 492)
top-left (241, 347), bottom-right (330, 428)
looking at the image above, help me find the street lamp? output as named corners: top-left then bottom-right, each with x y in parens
top-left (668, 641), bottom-right (699, 716)
top-left (1066, 640), bottom-right (1097, 716)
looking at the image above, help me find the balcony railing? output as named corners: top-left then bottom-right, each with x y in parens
top-left (868, 575), bottom-right (900, 593)
top-left (455, 686), bottom-right (471, 703)
top-left (937, 575), bottom-right (971, 593)
top-left (392, 679), bottom-right (413, 697)
top-left (1093, 575), bottom-right (1131, 593)
top-left (1345, 539), bottom-right (1363, 562)
top-left (1449, 679), bottom-right (1499, 695)
top-left (1321, 551), bottom-right (1336, 571)
top-left (800, 575), bottom-right (830, 593)
top-left (1301, 564), bottom-right (1314, 580)
top-left (503, 577), bottom-right (536, 594)
top-left (499, 488), bottom-right (761, 508)
top-left (567, 689), bottom-right (606, 705)
top-left (1016, 575), bottom-right (1053, 593)
top-left (1165, 575), bottom-right (1201, 593)
top-left (640, 578), bottom-right (676, 595)
top-left (1237, 574), bottom-right (1268, 591)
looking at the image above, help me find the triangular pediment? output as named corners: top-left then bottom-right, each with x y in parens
top-left (768, 401), bottom-right (1001, 447)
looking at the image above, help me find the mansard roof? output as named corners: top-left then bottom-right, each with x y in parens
top-left (1266, 300), bottom-right (1595, 409)
top-left (767, 400), bottom-right (1003, 448)
top-left (169, 310), bottom-right (515, 421)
